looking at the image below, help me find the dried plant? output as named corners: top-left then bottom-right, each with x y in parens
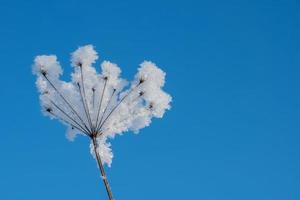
top-left (32, 45), bottom-right (172, 200)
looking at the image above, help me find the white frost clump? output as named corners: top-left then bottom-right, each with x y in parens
top-left (90, 137), bottom-right (113, 167)
top-left (33, 45), bottom-right (172, 166)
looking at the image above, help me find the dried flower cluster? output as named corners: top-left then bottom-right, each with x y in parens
top-left (33, 45), bottom-right (171, 200)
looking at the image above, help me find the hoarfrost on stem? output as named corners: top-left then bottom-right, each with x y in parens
top-left (33, 45), bottom-right (172, 166)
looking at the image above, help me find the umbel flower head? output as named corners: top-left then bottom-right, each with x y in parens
top-left (32, 45), bottom-right (172, 168)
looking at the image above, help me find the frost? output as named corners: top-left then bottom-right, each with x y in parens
top-left (71, 44), bottom-right (98, 66)
top-left (90, 137), bottom-right (113, 167)
top-left (66, 126), bottom-right (78, 141)
top-left (33, 45), bottom-right (172, 167)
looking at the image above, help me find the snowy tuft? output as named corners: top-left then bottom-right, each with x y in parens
top-left (33, 45), bottom-right (172, 166)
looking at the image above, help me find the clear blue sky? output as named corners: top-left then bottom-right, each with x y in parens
top-left (0, 0), bottom-right (299, 199)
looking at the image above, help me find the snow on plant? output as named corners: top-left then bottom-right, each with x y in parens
top-left (32, 45), bottom-right (171, 200)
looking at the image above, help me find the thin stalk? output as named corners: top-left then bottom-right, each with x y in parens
top-left (77, 83), bottom-right (93, 132)
top-left (96, 89), bottom-right (116, 133)
top-left (94, 78), bottom-right (107, 131)
top-left (79, 66), bottom-right (93, 131)
top-left (92, 88), bottom-right (95, 109)
top-left (92, 137), bottom-right (114, 200)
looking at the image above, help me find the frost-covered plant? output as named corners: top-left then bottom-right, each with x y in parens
top-left (32, 45), bottom-right (171, 200)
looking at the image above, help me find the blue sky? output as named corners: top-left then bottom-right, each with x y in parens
top-left (0, 0), bottom-right (299, 199)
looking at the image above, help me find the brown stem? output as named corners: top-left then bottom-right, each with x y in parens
top-left (92, 137), bottom-right (114, 200)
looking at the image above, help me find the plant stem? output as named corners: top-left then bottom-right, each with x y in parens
top-left (92, 137), bottom-right (114, 200)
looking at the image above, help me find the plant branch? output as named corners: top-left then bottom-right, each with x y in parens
top-left (79, 66), bottom-right (93, 131)
top-left (94, 78), bottom-right (107, 133)
top-left (96, 88), bottom-right (116, 133)
top-left (92, 137), bottom-right (114, 200)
